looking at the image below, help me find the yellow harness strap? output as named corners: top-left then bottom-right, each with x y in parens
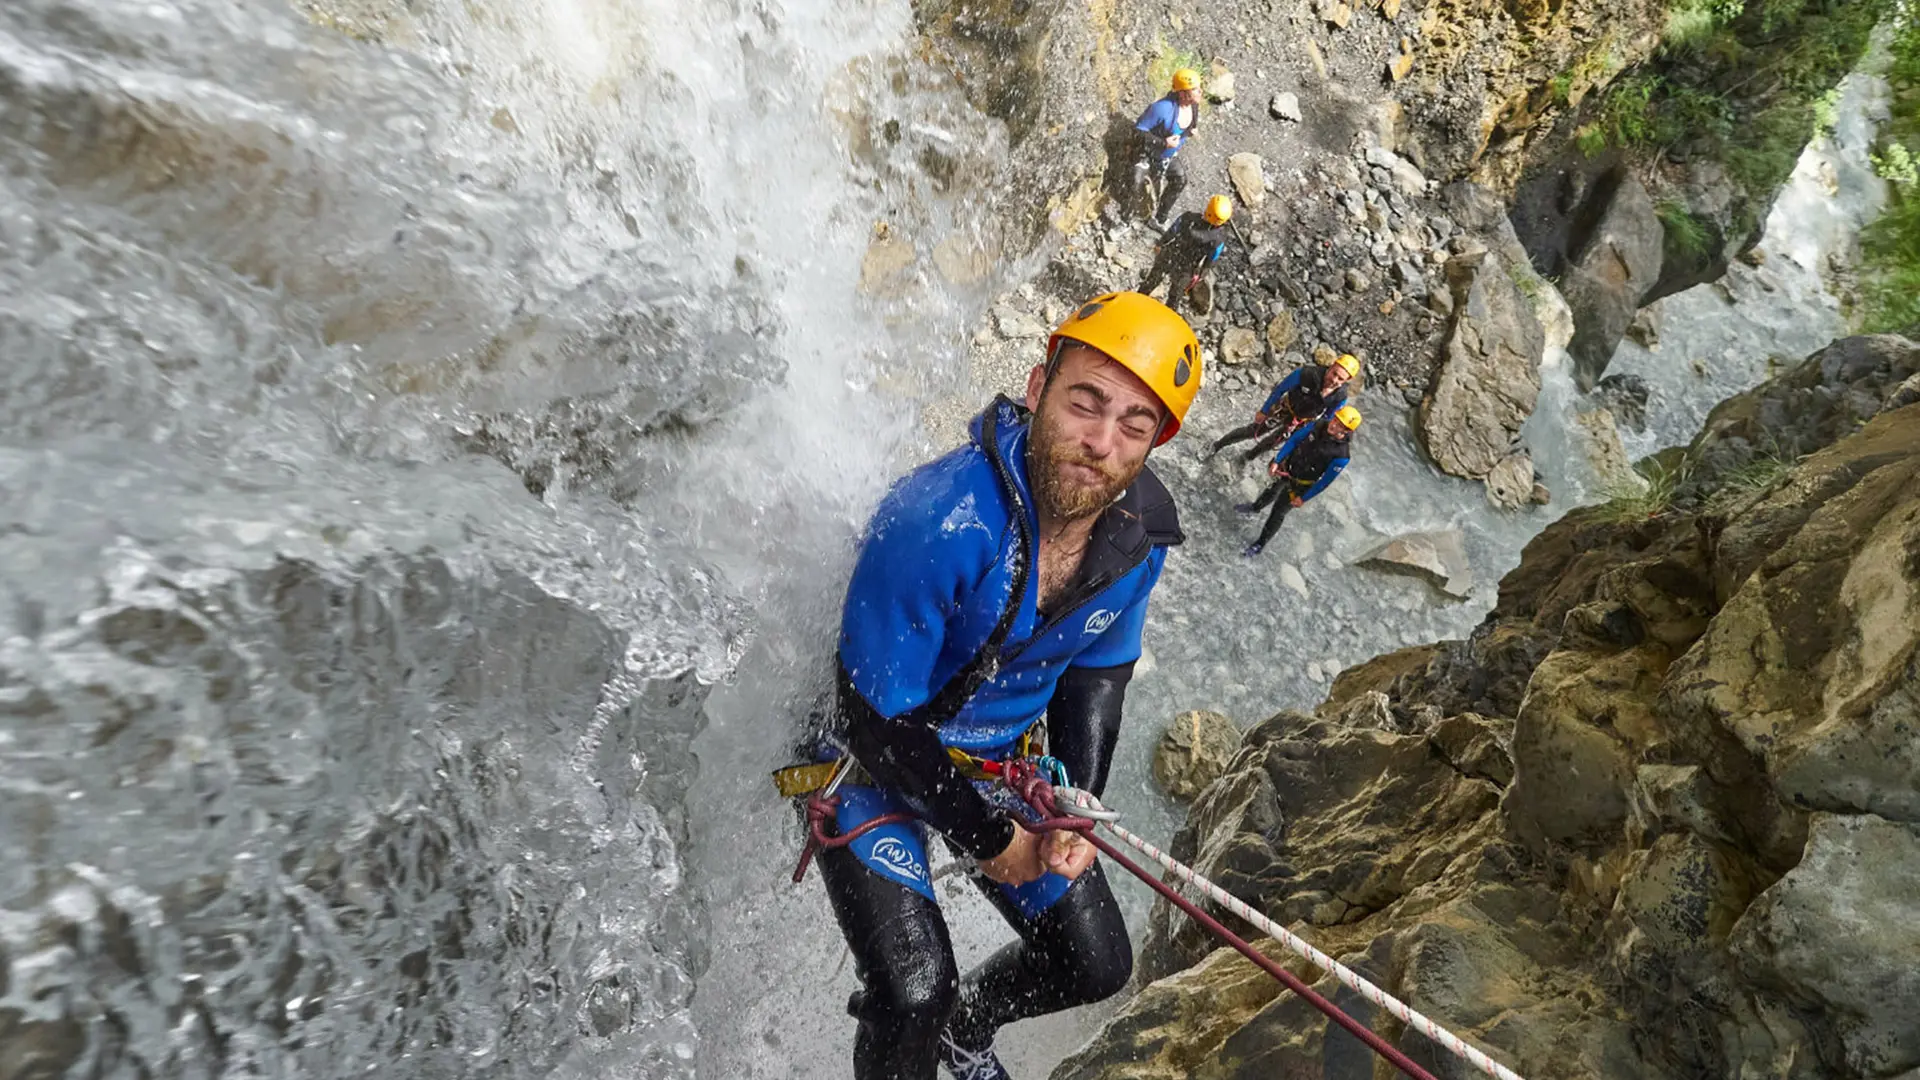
top-left (770, 736), bottom-right (1042, 800)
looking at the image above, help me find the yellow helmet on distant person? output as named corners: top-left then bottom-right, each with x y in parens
top-left (1204, 195), bottom-right (1233, 225)
top-left (1333, 404), bottom-right (1363, 431)
top-left (1169, 68), bottom-right (1202, 92)
top-left (1048, 292), bottom-right (1203, 445)
top-left (1334, 353), bottom-right (1361, 377)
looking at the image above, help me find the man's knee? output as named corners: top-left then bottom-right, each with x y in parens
top-left (850, 959), bottom-right (959, 1035)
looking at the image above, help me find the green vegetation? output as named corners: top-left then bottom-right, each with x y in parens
top-left (1811, 85), bottom-right (1843, 138)
top-left (1578, 0), bottom-right (1886, 205)
top-left (1706, 450), bottom-right (1802, 510)
top-left (1859, 10), bottom-right (1920, 331)
top-left (1663, 0), bottom-right (1744, 53)
top-left (1656, 199), bottom-right (1713, 257)
top-left (1593, 456), bottom-right (1686, 524)
top-left (1147, 40), bottom-right (1203, 94)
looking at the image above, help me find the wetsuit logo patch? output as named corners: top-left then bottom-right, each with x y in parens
top-left (869, 837), bottom-right (928, 885)
top-left (1083, 609), bottom-right (1119, 635)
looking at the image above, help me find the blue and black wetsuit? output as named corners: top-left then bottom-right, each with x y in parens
top-left (1241, 417), bottom-right (1351, 554)
top-left (1208, 363), bottom-right (1350, 461)
top-left (1133, 94), bottom-right (1197, 223)
top-left (818, 395), bottom-right (1181, 1078)
top-left (1138, 210), bottom-right (1229, 315)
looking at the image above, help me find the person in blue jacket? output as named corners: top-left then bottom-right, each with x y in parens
top-left (1238, 404), bottom-right (1360, 558)
top-left (1207, 352), bottom-right (1359, 462)
top-left (795, 292), bottom-right (1202, 1080)
top-left (1133, 67), bottom-right (1202, 228)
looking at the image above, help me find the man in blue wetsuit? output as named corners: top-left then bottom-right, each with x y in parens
top-left (1206, 352), bottom-right (1358, 462)
top-left (1238, 404), bottom-right (1360, 558)
top-left (799, 292), bottom-right (1202, 1080)
top-left (1133, 67), bottom-right (1202, 229)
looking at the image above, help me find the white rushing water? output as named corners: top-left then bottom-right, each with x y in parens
top-left (0, 0), bottom-right (1009, 1076)
top-left (0, 1), bottom-right (1893, 1078)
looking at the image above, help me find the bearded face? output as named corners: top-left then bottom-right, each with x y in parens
top-left (1023, 345), bottom-right (1163, 524)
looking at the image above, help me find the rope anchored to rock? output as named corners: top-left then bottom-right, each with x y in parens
top-left (1013, 767), bottom-right (1529, 1080)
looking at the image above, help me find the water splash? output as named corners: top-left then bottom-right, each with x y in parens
top-left (1, 0), bottom-right (1015, 1076)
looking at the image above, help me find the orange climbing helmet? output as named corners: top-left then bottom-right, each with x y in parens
top-left (1048, 292), bottom-right (1203, 445)
top-left (1169, 68), bottom-right (1202, 92)
top-left (1333, 404), bottom-right (1363, 431)
top-left (1205, 194), bottom-right (1234, 225)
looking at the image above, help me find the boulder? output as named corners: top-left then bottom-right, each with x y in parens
top-left (1593, 372), bottom-right (1651, 432)
top-left (992, 304), bottom-right (1047, 339)
top-left (1560, 172), bottom-right (1665, 388)
top-left (1731, 814), bottom-right (1920, 1078)
top-left (1265, 309), bottom-right (1298, 353)
top-left (1219, 326), bottom-right (1262, 366)
top-left (1206, 61), bottom-right (1236, 104)
top-left (1356, 529), bottom-right (1472, 599)
top-left (1364, 143), bottom-right (1427, 198)
top-left (1269, 91), bottom-right (1302, 123)
top-left (1419, 249), bottom-right (1546, 479)
top-left (1625, 300), bottom-right (1662, 348)
top-left (1485, 450), bottom-right (1536, 511)
top-left (1316, 0), bottom-right (1352, 28)
top-left (1573, 408), bottom-right (1642, 491)
top-left (1228, 153), bottom-right (1268, 209)
top-left (1151, 710), bottom-right (1244, 801)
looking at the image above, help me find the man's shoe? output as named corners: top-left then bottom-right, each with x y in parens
top-left (939, 1032), bottom-right (1012, 1080)
top-left (1243, 542), bottom-right (1264, 558)
top-left (1234, 501), bottom-right (1258, 514)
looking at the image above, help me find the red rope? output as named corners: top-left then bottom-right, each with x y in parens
top-left (790, 790), bottom-right (916, 884)
top-left (1000, 762), bottom-right (1439, 1080)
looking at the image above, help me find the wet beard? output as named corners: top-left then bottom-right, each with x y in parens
top-left (1028, 415), bottom-right (1138, 525)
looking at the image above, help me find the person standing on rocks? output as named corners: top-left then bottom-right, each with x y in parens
top-left (1132, 68), bottom-right (1202, 228)
top-left (1239, 404), bottom-right (1359, 558)
top-left (1138, 194), bottom-right (1232, 316)
top-left (779, 292), bottom-right (1203, 1080)
top-left (1206, 353), bottom-right (1358, 461)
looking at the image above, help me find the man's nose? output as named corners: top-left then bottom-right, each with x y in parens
top-left (1079, 417), bottom-right (1118, 459)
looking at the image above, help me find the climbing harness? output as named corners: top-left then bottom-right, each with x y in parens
top-left (782, 732), bottom-right (1067, 886)
top-left (791, 752), bottom-right (1528, 1080)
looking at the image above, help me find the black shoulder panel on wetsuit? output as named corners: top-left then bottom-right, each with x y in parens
top-left (1045, 661), bottom-right (1134, 797)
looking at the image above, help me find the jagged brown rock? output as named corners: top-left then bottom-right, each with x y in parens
top-left (1059, 337), bottom-right (1920, 1080)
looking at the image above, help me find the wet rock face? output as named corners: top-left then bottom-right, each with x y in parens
top-left (1061, 337), bottom-right (1920, 1080)
top-left (1418, 247), bottom-right (1545, 479)
top-left (1559, 171), bottom-right (1665, 388)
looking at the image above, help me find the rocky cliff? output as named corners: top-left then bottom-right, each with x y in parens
top-left (1056, 333), bottom-right (1920, 1080)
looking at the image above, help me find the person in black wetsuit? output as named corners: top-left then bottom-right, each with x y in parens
top-left (781, 292), bottom-right (1203, 1080)
top-left (1206, 353), bottom-right (1358, 462)
top-left (1138, 194), bottom-right (1232, 316)
top-left (1239, 404), bottom-right (1359, 558)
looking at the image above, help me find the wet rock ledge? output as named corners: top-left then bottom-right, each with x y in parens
top-left (1056, 333), bottom-right (1920, 1080)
